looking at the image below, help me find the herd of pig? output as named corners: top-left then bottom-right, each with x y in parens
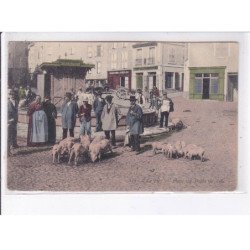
top-left (151, 141), bottom-right (205, 162)
top-left (51, 135), bottom-right (113, 165)
top-left (50, 117), bottom-right (203, 166)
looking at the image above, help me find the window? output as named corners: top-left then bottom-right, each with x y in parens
top-left (96, 45), bottom-right (101, 57)
top-left (112, 42), bottom-right (117, 49)
top-left (88, 46), bottom-right (92, 58)
top-left (210, 78), bottom-right (219, 94)
top-left (122, 51), bottom-right (128, 68)
top-left (111, 53), bottom-right (117, 69)
top-left (165, 72), bottom-right (174, 89)
top-left (122, 42), bottom-right (127, 48)
top-left (70, 47), bottom-right (74, 55)
top-left (148, 47), bottom-right (155, 64)
top-left (195, 78), bottom-right (203, 94)
top-left (97, 62), bottom-right (101, 74)
top-left (135, 49), bottom-right (142, 65)
top-left (169, 48), bottom-right (175, 63)
top-left (194, 73), bottom-right (219, 94)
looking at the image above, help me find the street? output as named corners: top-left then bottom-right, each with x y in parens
top-left (7, 96), bottom-right (237, 192)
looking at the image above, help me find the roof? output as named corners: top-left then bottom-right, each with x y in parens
top-left (40, 59), bottom-right (95, 70)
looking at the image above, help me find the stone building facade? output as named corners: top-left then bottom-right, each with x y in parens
top-left (132, 42), bottom-right (186, 93)
top-left (28, 41), bottom-right (186, 94)
top-left (8, 41), bottom-right (31, 87)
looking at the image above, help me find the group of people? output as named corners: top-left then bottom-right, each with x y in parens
top-left (18, 86), bottom-right (36, 106)
top-left (8, 84), bottom-right (173, 155)
top-left (8, 91), bottom-right (57, 152)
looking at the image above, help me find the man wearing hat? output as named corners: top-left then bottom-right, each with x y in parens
top-left (78, 96), bottom-right (92, 136)
top-left (42, 96), bottom-right (57, 144)
top-left (61, 92), bottom-right (79, 139)
top-left (93, 90), bottom-right (106, 132)
top-left (8, 90), bottom-right (19, 153)
top-left (159, 92), bottom-right (174, 128)
top-left (126, 95), bottom-right (144, 152)
top-left (101, 95), bottom-right (121, 146)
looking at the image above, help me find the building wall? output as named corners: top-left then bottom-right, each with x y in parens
top-left (184, 42), bottom-right (239, 101)
top-left (132, 42), bottom-right (185, 92)
top-left (28, 41), bottom-right (186, 93)
top-left (8, 41), bottom-right (30, 87)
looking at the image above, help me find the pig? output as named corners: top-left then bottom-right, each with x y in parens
top-left (183, 144), bottom-right (197, 159)
top-left (57, 137), bottom-right (76, 163)
top-left (68, 143), bottom-right (88, 165)
top-left (152, 142), bottom-right (164, 154)
top-left (186, 146), bottom-right (205, 162)
top-left (162, 143), bottom-right (177, 159)
top-left (51, 144), bottom-right (59, 164)
top-left (89, 139), bottom-right (113, 162)
top-left (174, 140), bottom-right (186, 158)
top-left (80, 135), bottom-right (91, 150)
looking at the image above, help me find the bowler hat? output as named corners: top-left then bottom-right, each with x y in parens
top-left (105, 95), bottom-right (113, 101)
top-left (65, 92), bottom-right (72, 98)
top-left (129, 95), bottom-right (136, 102)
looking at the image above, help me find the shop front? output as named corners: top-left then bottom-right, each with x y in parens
top-left (107, 70), bottom-right (131, 91)
top-left (189, 67), bottom-right (225, 101)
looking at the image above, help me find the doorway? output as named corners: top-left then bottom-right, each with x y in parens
top-left (202, 78), bottom-right (210, 99)
top-left (227, 74), bottom-right (238, 101)
top-left (136, 73), bottom-right (143, 89)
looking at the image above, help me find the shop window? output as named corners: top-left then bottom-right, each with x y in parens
top-left (195, 78), bottom-right (203, 94)
top-left (210, 78), bottom-right (219, 94)
top-left (165, 72), bottom-right (173, 88)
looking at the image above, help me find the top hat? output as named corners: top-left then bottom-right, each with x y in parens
top-left (129, 95), bottom-right (136, 102)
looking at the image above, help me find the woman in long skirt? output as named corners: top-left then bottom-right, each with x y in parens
top-left (27, 95), bottom-right (48, 146)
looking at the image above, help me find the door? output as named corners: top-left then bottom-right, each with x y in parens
top-left (228, 74), bottom-right (238, 101)
top-left (136, 73), bottom-right (143, 89)
top-left (165, 72), bottom-right (173, 88)
top-left (202, 78), bottom-right (210, 99)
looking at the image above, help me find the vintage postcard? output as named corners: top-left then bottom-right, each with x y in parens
top-left (2, 34), bottom-right (239, 193)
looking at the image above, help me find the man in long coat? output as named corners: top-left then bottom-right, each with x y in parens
top-left (93, 91), bottom-right (106, 132)
top-left (8, 90), bottom-right (19, 154)
top-left (43, 96), bottom-right (57, 144)
top-left (126, 95), bottom-right (144, 152)
top-left (101, 95), bottom-right (121, 146)
top-left (61, 92), bottom-right (79, 139)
